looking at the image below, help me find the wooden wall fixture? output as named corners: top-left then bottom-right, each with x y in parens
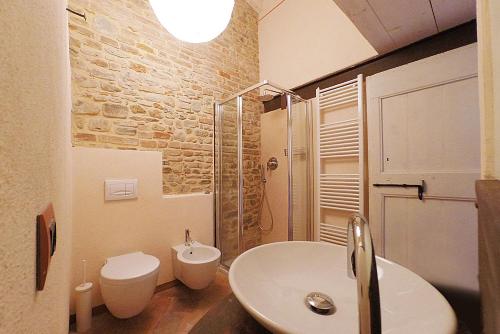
top-left (36, 203), bottom-right (57, 290)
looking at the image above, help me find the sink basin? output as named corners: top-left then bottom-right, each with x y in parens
top-left (228, 241), bottom-right (456, 334)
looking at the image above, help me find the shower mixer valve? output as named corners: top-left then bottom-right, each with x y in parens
top-left (267, 157), bottom-right (278, 170)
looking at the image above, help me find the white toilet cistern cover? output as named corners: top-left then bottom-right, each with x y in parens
top-left (101, 252), bottom-right (159, 281)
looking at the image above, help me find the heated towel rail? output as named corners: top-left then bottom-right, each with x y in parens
top-left (315, 75), bottom-right (365, 246)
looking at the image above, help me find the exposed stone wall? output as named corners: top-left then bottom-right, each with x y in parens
top-left (68, 0), bottom-right (260, 195)
top-left (242, 96), bottom-right (263, 250)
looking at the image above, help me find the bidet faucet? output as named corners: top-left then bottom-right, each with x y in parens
top-left (185, 228), bottom-right (193, 246)
top-left (347, 213), bottom-right (381, 334)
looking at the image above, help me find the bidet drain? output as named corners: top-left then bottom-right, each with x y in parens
top-left (305, 292), bottom-right (336, 315)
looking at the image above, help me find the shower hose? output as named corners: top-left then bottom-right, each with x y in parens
top-left (258, 178), bottom-right (274, 232)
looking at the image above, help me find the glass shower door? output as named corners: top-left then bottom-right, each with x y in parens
top-left (215, 99), bottom-right (239, 267)
top-left (215, 82), bottom-right (313, 268)
top-left (290, 99), bottom-right (312, 241)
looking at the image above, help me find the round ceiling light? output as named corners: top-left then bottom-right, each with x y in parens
top-left (149, 0), bottom-right (235, 43)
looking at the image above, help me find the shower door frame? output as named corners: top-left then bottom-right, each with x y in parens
top-left (214, 80), bottom-right (311, 266)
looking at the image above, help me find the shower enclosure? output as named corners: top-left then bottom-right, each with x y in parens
top-left (214, 81), bottom-right (313, 267)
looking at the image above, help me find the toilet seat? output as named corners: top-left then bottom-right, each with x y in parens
top-left (101, 252), bottom-right (159, 285)
top-left (99, 251), bottom-right (160, 318)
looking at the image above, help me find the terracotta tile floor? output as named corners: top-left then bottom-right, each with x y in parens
top-left (70, 269), bottom-right (267, 334)
top-left (189, 293), bottom-right (270, 334)
top-left (70, 268), bottom-right (473, 334)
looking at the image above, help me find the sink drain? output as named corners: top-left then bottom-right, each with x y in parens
top-left (305, 292), bottom-right (336, 315)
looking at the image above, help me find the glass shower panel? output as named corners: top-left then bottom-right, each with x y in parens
top-left (291, 99), bottom-right (311, 241)
top-left (242, 93), bottom-right (262, 250)
top-left (217, 99), bottom-right (239, 267)
top-left (215, 82), bottom-right (313, 269)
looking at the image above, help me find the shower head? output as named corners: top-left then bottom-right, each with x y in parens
top-left (257, 88), bottom-right (282, 102)
top-left (257, 94), bottom-right (275, 102)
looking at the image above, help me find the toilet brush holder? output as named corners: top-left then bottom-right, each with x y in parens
top-left (75, 282), bottom-right (93, 333)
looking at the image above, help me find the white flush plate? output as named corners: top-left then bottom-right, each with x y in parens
top-left (104, 179), bottom-right (138, 201)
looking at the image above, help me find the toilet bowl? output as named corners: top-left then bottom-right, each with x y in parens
top-left (172, 242), bottom-right (221, 289)
top-left (100, 252), bottom-right (159, 319)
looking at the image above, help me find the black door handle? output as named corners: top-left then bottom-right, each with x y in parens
top-left (373, 180), bottom-right (425, 200)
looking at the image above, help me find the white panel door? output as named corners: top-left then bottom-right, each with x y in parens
top-left (367, 44), bottom-right (479, 293)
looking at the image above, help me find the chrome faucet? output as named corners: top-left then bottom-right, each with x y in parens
top-left (347, 213), bottom-right (382, 334)
top-left (185, 228), bottom-right (193, 246)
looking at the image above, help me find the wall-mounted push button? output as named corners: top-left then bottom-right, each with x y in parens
top-left (105, 179), bottom-right (138, 201)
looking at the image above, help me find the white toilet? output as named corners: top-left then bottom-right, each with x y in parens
top-left (172, 241), bottom-right (221, 289)
top-left (100, 252), bottom-right (160, 319)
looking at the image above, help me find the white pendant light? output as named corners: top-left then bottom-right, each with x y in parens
top-left (149, 0), bottom-right (235, 43)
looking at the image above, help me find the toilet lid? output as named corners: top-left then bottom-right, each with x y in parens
top-left (101, 252), bottom-right (160, 281)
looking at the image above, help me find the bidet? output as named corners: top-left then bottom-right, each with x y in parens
top-left (172, 241), bottom-right (221, 289)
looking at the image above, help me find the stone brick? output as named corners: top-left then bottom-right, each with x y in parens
top-left (168, 141), bottom-right (181, 149)
top-left (74, 133), bottom-right (97, 141)
top-left (69, 23), bottom-right (94, 38)
top-left (130, 62), bottom-right (148, 73)
top-left (136, 43), bottom-right (154, 54)
top-left (103, 103), bottom-right (128, 118)
top-left (72, 100), bottom-right (100, 115)
top-left (153, 131), bottom-right (170, 139)
top-left (157, 141), bottom-right (168, 148)
top-left (114, 120), bottom-right (138, 128)
top-left (88, 118), bottom-right (111, 132)
top-left (105, 46), bottom-right (129, 58)
top-left (100, 36), bottom-right (119, 48)
top-left (84, 39), bottom-right (102, 50)
top-left (183, 119), bottom-right (197, 128)
top-left (74, 117), bottom-right (85, 129)
top-left (98, 134), bottom-right (139, 146)
top-left (115, 127), bottom-right (137, 136)
top-left (140, 140), bottom-right (157, 148)
top-left (120, 44), bottom-right (140, 56)
top-left (93, 16), bottom-right (117, 35)
top-left (92, 59), bottom-right (108, 68)
top-left (165, 149), bottom-right (181, 156)
top-left (152, 124), bottom-right (166, 131)
top-left (138, 131), bottom-right (153, 139)
top-left (130, 104), bottom-right (146, 113)
top-left (101, 83), bottom-right (121, 92)
top-left (90, 68), bottom-right (115, 80)
top-left (148, 109), bottom-right (162, 119)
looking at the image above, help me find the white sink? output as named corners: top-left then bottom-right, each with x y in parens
top-left (228, 241), bottom-right (456, 334)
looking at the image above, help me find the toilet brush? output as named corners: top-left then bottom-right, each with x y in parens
top-left (75, 259), bottom-right (93, 333)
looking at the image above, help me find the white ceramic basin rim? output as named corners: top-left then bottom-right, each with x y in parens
top-left (228, 241), bottom-right (456, 334)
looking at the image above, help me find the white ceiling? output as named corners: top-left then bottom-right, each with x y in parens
top-left (258, 0), bottom-right (377, 88)
top-left (332, 0), bottom-right (476, 53)
top-left (252, 0), bottom-right (476, 53)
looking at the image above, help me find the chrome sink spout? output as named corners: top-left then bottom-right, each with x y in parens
top-left (185, 228), bottom-right (193, 246)
top-left (347, 213), bottom-right (382, 334)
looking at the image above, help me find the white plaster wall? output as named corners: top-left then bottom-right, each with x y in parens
top-left (260, 109), bottom-right (289, 244)
top-left (477, 0), bottom-right (500, 179)
top-left (70, 148), bottom-right (214, 311)
top-left (0, 1), bottom-right (73, 333)
top-left (258, 0), bottom-right (377, 88)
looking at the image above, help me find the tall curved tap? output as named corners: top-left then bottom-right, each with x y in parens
top-left (347, 213), bottom-right (382, 334)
